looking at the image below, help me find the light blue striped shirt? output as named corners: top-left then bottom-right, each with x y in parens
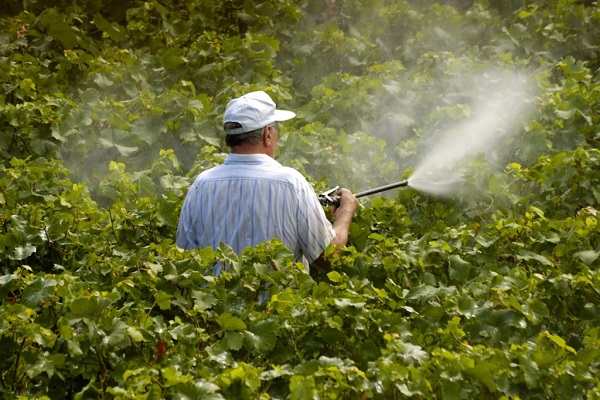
top-left (176, 154), bottom-right (335, 272)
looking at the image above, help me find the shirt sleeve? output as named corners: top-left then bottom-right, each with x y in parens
top-left (176, 189), bottom-right (198, 249)
top-left (295, 180), bottom-right (336, 263)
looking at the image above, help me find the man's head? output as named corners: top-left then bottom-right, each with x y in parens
top-left (223, 91), bottom-right (295, 135)
top-left (223, 91), bottom-right (295, 157)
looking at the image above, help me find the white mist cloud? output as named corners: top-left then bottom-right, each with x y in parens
top-left (408, 69), bottom-right (536, 197)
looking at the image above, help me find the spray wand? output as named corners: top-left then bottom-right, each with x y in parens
top-left (318, 180), bottom-right (409, 206)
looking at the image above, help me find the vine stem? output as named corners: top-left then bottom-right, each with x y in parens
top-left (107, 208), bottom-right (121, 245)
top-left (11, 337), bottom-right (27, 392)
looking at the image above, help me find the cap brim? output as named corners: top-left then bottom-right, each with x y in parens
top-left (274, 110), bottom-right (296, 122)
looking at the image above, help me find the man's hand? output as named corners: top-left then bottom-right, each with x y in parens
top-left (332, 188), bottom-right (358, 215)
top-left (330, 188), bottom-right (357, 253)
top-left (314, 188), bottom-right (358, 270)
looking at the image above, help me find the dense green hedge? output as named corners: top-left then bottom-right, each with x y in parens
top-left (1, 0), bottom-right (599, 398)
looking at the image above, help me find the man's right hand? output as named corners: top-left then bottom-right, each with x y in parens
top-left (330, 187), bottom-right (358, 253)
top-left (333, 188), bottom-right (358, 216)
top-left (314, 188), bottom-right (358, 270)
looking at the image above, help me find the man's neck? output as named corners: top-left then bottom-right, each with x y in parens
top-left (231, 144), bottom-right (270, 156)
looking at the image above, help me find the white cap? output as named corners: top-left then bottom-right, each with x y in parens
top-left (223, 91), bottom-right (296, 135)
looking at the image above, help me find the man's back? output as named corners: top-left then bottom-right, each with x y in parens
top-left (176, 153), bottom-right (335, 272)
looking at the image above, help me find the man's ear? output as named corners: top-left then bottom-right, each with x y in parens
top-left (263, 125), bottom-right (272, 145)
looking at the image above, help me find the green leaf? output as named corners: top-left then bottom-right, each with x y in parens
top-left (66, 339), bottom-right (83, 357)
top-left (26, 352), bottom-right (66, 380)
top-left (131, 115), bottom-right (168, 145)
top-left (541, 331), bottom-right (576, 354)
top-left (132, 173), bottom-right (156, 197)
top-left (172, 381), bottom-right (224, 400)
top-left (39, 10), bottom-right (78, 49)
top-left (289, 375), bottom-right (316, 400)
top-left (245, 319), bottom-right (278, 352)
top-left (68, 296), bottom-right (113, 321)
top-left (327, 271), bottom-right (342, 283)
top-left (448, 254), bottom-right (472, 284)
top-left (223, 331), bottom-right (244, 350)
top-left (93, 14), bottom-right (126, 42)
top-left (192, 290), bottom-right (218, 311)
top-left (21, 276), bottom-right (57, 307)
top-left (368, 232), bottom-right (386, 241)
top-left (217, 313), bottom-right (247, 331)
top-left (474, 235), bottom-right (498, 248)
top-left (102, 319), bottom-right (129, 347)
top-left (334, 298), bottom-right (365, 309)
top-left (541, 231), bottom-right (561, 243)
top-left (508, 294), bottom-right (524, 313)
top-left (11, 244), bottom-right (36, 260)
top-left (93, 74), bottom-right (114, 89)
top-left (466, 360), bottom-right (498, 392)
top-left (441, 380), bottom-right (461, 400)
top-left (160, 48), bottom-right (187, 69)
top-left (401, 342), bottom-right (428, 365)
top-left (154, 291), bottom-right (173, 310)
top-left (520, 355), bottom-right (540, 388)
top-left (522, 298), bottom-right (549, 323)
top-left (0, 274), bottom-right (19, 298)
top-left (126, 326), bottom-right (145, 343)
top-left (163, 365), bottom-right (198, 388)
top-left (573, 250), bottom-right (599, 266)
top-left (517, 250), bottom-right (554, 266)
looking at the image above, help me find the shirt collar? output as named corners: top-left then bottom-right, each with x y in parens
top-left (224, 153), bottom-right (281, 166)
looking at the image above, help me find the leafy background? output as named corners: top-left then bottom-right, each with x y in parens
top-left (1, 0), bottom-right (599, 398)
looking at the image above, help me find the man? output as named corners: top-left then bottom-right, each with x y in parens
top-left (176, 90), bottom-right (358, 273)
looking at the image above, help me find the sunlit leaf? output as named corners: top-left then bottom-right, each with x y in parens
top-left (217, 313), bottom-right (247, 331)
top-left (573, 250), bottom-right (599, 266)
top-left (11, 244), bottom-right (36, 260)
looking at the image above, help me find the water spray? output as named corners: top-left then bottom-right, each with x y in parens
top-left (318, 180), bottom-right (409, 206)
top-left (318, 70), bottom-right (535, 206)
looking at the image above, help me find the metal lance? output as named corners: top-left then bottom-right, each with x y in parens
top-left (318, 180), bottom-right (409, 206)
